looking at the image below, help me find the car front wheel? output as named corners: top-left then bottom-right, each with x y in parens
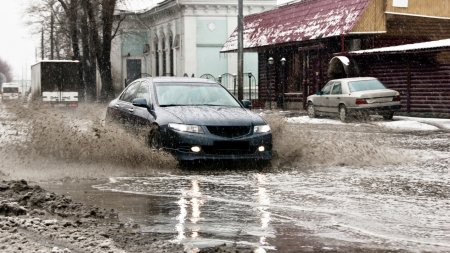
top-left (148, 126), bottom-right (162, 150)
top-left (339, 105), bottom-right (348, 122)
top-left (307, 102), bottom-right (316, 118)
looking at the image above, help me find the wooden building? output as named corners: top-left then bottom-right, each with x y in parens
top-left (222, 0), bottom-right (450, 115)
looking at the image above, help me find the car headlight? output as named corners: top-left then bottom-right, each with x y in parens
top-left (168, 123), bottom-right (204, 134)
top-left (254, 124), bottom-right (271, 133)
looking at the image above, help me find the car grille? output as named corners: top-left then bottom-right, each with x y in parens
top-left (207, 126), bottom-right (251, 138)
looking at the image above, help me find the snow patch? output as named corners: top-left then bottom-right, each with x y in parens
top-left (286, 116), bottom-right (345, 125)
top-left (376, 120), bottom-right (439, 131)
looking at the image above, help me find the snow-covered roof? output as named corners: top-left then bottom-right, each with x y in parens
top-left (349, 38), bottom-right (450, 55)
top-left (115, 0), bottom-right (164, 14)
top-left (221, 0), bottom-right (371, 52)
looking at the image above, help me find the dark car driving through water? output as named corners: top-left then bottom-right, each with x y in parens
top-left (106, 77), bottom-right (272, 165)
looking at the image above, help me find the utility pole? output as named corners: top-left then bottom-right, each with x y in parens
top-left (237, 0), bottom-right (244, 100)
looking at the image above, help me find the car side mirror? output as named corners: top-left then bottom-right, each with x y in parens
top-left (241, 99), bottom-right (252, 109)
top-left (132, 98), bottom-right (149, 108)
top-left (316, 91), bottom-right (322, 96)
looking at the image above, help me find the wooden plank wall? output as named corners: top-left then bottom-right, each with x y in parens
top-left (357, 54), bottom-right (450, 115)
top-left (386, 0), bottom-right (450, 18)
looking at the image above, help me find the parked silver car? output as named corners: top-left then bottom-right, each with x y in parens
top-left (306, 77), bottom-right (401, 122)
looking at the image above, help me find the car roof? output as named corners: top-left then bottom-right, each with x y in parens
top-left (330, 77), bottom-right (377, 82)
top-left (140, 77), bottom-right (217, 84)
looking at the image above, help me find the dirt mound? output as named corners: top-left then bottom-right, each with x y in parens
top-left (0, 180), bottom-right (116, 219)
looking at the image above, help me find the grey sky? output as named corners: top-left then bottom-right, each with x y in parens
top-left (0, 0), bottom-right (293, 79)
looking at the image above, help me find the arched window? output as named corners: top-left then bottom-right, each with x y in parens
top-left (154, 38), bottom-right (159, 76)
top-left (161, 34), bottom-right (167, 76)
top-left (169, 33), bottom-right (174, 76)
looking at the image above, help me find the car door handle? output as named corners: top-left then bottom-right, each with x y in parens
top-left (337, 97), bottom-right (340, 100)
top-left (128, 108), bottom-right (134, 113)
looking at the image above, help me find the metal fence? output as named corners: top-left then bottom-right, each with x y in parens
top-left (200, 73), bottom-right (258, 100)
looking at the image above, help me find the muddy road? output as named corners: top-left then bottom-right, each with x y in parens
top-left (1, 102), bottom-right (450, 252)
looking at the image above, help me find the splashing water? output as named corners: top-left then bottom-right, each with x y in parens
top-left (1, 102), bottom-right (177, 180)
top-left (264, 115), bottom-right (407, 169)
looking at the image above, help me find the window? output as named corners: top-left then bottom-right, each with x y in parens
top-left (393, 0), bottom-right (408, 8)
top-left (135, 82), bottom-right (151, 103)
top-left (154, 39), bottom-right (159, 76)
top-left (331, 83), bottom-right (342, 95)
top-left (162, 36), bottom-right (167, 76)
top-left (155, 83), bottom-right (241, 107)
top-left (321, 82), bottom-right (333, 95)
top-left (120, 81), bottom-right (140, 102)
top-left (348, 79), bottom-right (386, 92)
top-left (169, 34), bottom-right (174, 76)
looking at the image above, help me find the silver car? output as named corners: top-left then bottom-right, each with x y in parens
top-left (306, 77), bottom-right (401, 122)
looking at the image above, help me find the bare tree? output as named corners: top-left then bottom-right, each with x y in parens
top-left (27, 0), bottom-right (125, 101)
top-left (26, 0), bottom-right (72, 60)
top-left (82, 0), bottom-right (124, 101)
top-left (0, 58), bottom-right (13, 83)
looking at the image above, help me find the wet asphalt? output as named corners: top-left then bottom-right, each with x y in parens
top-left (1, 103), bottom-right (450, 252)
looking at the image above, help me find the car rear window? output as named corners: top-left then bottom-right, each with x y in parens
top-left (2, 87), bottom-right (19, 93)
top-left (348, 79), bottom-right (386, 92)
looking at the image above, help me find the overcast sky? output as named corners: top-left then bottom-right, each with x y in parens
top-left (0, 0), bottom-right (293, 80)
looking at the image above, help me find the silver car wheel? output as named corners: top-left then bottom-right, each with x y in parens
top-left (307, 103), bottom-right (316, 118)
top-left (339, 105), bottom-right (347, 122)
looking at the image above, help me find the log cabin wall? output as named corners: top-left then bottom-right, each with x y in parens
top-left (385, 0), bottom-right (450, 18)
top-left (356, 53), bottom-right (450, 116)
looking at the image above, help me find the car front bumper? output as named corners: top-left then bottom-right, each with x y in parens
top-left (160, 126), bottom-right (272, 161)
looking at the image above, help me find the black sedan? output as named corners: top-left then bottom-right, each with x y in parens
top-left (106, 77), bottom-right (272, 164)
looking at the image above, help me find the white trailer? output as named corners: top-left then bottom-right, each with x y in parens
top-left (31, 60), bottom-right (81, 107)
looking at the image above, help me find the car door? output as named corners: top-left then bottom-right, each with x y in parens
top-left (117, 81), bottom-right (140, 126)
top-left (129, 81), bottom-right (155, 131)
top-left (326, 82), bottom-right (342, 113)
top-left (314, 82), bottom-right (333, 112)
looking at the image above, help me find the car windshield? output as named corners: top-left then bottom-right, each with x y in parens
top-left (348, 79), bottom-right (386, 92)
top-left (155, 82), bottom-right (241, 107)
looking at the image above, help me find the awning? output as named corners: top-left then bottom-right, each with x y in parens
top-left (348, 38), bottom-right (450, 55)
top-left (221, 0), bottom-right (371, 52)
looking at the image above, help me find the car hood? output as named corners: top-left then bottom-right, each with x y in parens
top-left (162, 106), bottom-right (266, 126)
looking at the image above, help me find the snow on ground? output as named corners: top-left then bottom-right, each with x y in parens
top-left (286, 116), bottom-right (345, 125)
top-left (395, 116), bottom-right (450, 130)
top-left (287, 115), bottom-right (449, 131)
top-left (376, 120), bottom-right (440, 131)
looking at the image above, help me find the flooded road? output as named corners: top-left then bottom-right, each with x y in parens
top-left (2, 103), bottom-right (450, 252)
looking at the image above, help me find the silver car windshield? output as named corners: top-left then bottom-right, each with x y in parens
top-left (348, 79), bottom-right (386, 92)
top-left (155, 82), bottom-right (241, 107)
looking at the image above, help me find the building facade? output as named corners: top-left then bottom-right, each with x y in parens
top-left (222, 0), bottom-right (450, 115)
top-left (111, 0), bottom-right (276, 93)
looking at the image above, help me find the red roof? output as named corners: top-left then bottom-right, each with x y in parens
top-left (221, 0), bottom-right (372, 52)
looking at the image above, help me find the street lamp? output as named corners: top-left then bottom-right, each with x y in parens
top-left (267, 57), bottom-right (274, 109)
top-left (247, 73), bottom-right (252, 101)
top-left (280, 57), bottom-right (286, 110)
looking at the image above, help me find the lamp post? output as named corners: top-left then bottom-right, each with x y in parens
top-left (280, 57), bottom-right (286, 110)
top-left (247, 73), bottom-right (252, 101)
top-left (233, 73), bottom-right (237, 96)
top-left (237, 0), bottom-right (244, 100)
top-left (267, 57), bottom-right (274, 109)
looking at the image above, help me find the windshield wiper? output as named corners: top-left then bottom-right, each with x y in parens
top-left (160, 104), bottom-right (189, 107)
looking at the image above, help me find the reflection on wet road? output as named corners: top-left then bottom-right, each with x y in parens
top-left (92, 153), bottom-right (450, 252)
top-left (3, 103), bottom-right (450, 252)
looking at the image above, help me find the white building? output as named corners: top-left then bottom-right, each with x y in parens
top-left (111, 0), bottom-right (276, 93)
